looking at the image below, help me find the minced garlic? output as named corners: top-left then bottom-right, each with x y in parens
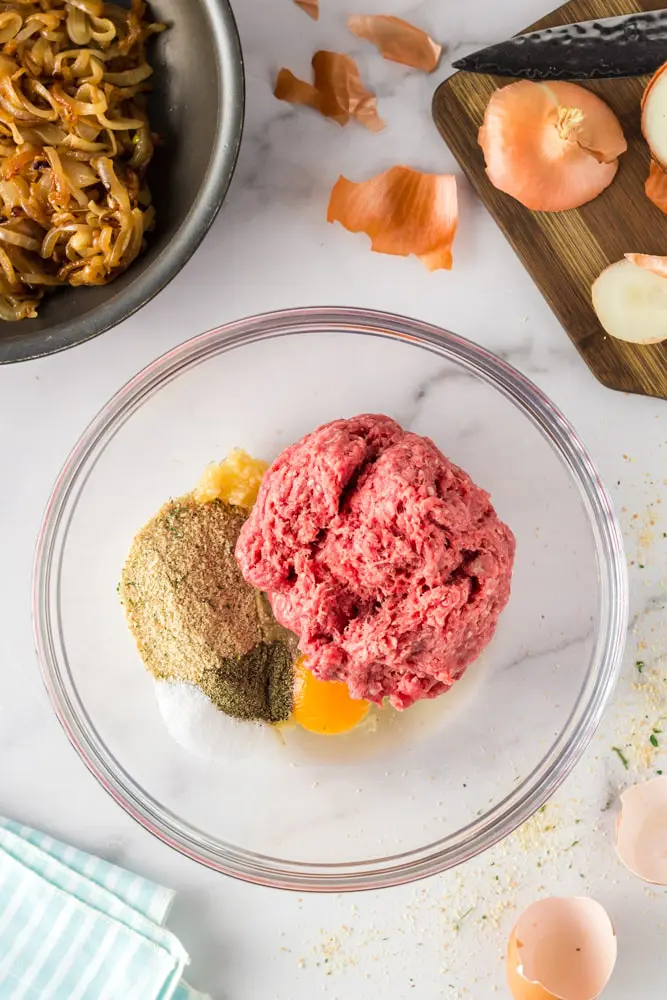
top-left (194, 448), bottom-right (268, 507)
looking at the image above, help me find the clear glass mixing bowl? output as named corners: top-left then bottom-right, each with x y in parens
top-left (33, 307), bottom-right (628, 891)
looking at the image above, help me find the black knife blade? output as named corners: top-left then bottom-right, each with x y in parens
top-left (452, 10), bottom-right (667, 80)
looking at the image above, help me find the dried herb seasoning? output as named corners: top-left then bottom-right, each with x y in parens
top-left (120, 496), bottom-right (296, 723)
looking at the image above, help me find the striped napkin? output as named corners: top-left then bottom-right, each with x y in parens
top-left (0, 818), bottom-right (211, 1000)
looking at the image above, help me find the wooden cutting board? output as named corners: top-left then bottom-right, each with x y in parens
top-left (433, 0), bottom-right (667, 399)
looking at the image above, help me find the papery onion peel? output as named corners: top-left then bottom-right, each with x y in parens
top-left (645, 160), bottom-right (667, 213)
top-left (347, 14), bottom-right (441, 72)
top-left (624, 253), bottom-right (667, 279)
top-left (274, 51), bottom-right (384, 131)
top-left (327, 165), bottom-right (457, 271)
top-left (479, 80), bottom-right (627, 212)
top-left (274, 69), bottom-right (320, 113)
top-left (293, 0), bottom-right (318, 20)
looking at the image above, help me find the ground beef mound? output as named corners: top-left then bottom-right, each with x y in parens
top-left (236, 414), bottom-right (515, 710)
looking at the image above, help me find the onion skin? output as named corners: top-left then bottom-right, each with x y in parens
top-left (327, 166), bottom-right (458, 270)
top-left (645, 160), bottom-right (667, 213)
top-left (624, 253), bottom-right (667, 279)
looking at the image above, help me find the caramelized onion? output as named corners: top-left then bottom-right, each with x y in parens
top-left (0, 244), bottom-right (17, 284)
top-left (104, 64), bottom-right (152, 86)
top-left (0, 0), bottom-right (163, 320)
top-left (0, 225), bottom-right (41, 250)
top-left (89, 15), bottom-right (115, 45)
top-left (67, 6), bottom-right (91, 45)
top-left (0, 12), bottom-right (22, 44)
top-left (93, 154), bottom-right (129, 210)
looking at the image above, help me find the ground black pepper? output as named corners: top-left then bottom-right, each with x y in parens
top-left (199, 641), bottom-right (294, 722)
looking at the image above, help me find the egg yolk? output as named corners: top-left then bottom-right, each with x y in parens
top-left (292, 657), bottom-right (370, 735)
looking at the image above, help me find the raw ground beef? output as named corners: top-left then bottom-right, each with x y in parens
top-left (235, 414), bottom-right (515, 709)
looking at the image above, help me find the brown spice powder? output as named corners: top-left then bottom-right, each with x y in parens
top-left (120, 495), bottom-right (296, 722)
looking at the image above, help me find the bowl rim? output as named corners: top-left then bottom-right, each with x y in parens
top-left (1, 0), bottom-right (245, 365)
top-left (33, 306), bottom-right (629, 891)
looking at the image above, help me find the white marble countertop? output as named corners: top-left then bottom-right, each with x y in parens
top-left (1, 0), bottom-right (667, 996)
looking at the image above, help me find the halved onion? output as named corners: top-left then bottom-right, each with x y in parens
top-left (347, 14), bottom-right (441, 72)
top-left (327, 166), bottom-right (457, 270)
top-left (592, 258), bottom-right (667, 345)
top-left (479, 81), bottom-right (626, 212)
top-left (642, 63), bottom-right (667, 169)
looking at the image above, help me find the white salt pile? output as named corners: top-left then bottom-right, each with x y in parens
top-left (155, 680), bottom-right (280, 761)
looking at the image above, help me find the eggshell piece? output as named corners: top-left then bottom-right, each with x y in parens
top-left (507, 927), bottom-right (558, 1000)
top-left (616, 775), bottom-right (667, 885)
top-left (507, 897), bottom-right (617, 1000)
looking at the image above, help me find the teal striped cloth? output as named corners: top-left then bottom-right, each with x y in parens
top-left (0, 818), bottom-right (211, 1000)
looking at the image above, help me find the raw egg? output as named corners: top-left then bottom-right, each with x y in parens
top-left (291, 656), bottom-right (371, 735)
top-left (507, 897), bottom-right (616, 1000)
top-left (616, 775), bottom-right (667, 885)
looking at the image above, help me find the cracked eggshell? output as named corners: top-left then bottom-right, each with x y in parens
top-left (616, 775), bottom-right (667, 885)
top-left (507, 897), bottom-right (617, 1000)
